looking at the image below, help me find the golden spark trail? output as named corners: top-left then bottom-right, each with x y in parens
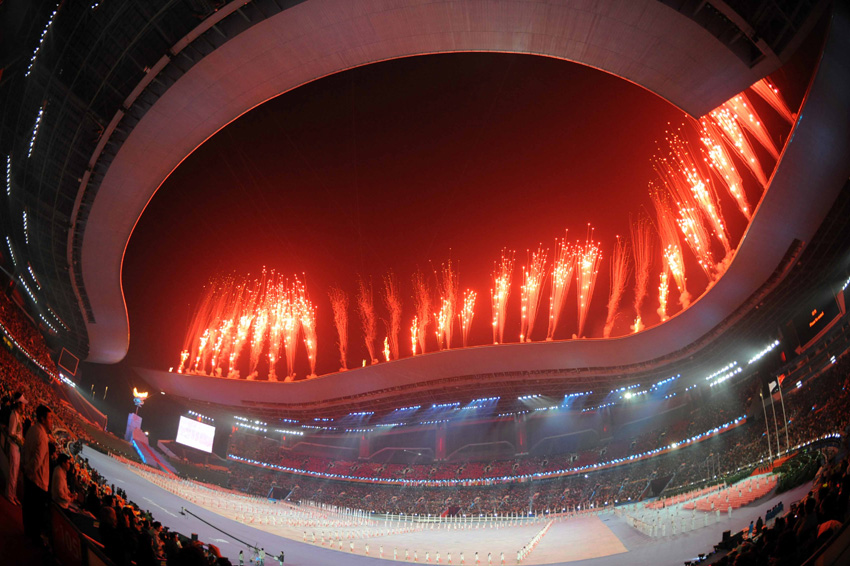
top-left (410, 316), bottom-right (419, 356)
top-left (723, 94), bottom-right (779, 159)
top-left (491, 249), bottom-right (515, 344)
top-left (520, 247), bottom-right (548, 342)
top-left (663, 133), bottom-right (731, 255)
top-left (246, 270), bottom-right (271, 377)
top-left (382, 273), bottom-right (403, 361)
top-left (751, 78), bottom-right (794, 124)
top-left (328, 285), bottom-right (349, 371)
top-left (629, 215), bottom-right (654, 333)
top-left (436, 261), bottom-right (458, 350)
top-left (652, 151), bottom-right (716, 279)
top-left (357, 278), bottom-right (378, 364)
top-left (267, 285), bottom-right (284, 381)
top-left (709, 106), bottom-right (769, 187)
top-left (575, 227), bottom-right (602, 339)
top-left (699, 118), bottom-right (751, 220)
top-left (657, 271), bottom-right (669, 322)
top-left (650, 189), bottom-right (690, 306)
top-left (281, 291), bottom-right (300, 381)
top-left (412, 270), bottom-right (431, 355)
top-left (547, 234), bottom-right (575, 340)
top-left (603, 236), bottom-right (630, 338)
top-left (459, 289), bottom-right (477, 348)
top-left (177, 350), bottom-right (189, 374)
top-left (383, 337), bottom-right (391, 362)
top-left (296, 280), bottom-right (318, 377)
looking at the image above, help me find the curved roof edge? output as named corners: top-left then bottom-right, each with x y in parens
top-left (137, 3), bottom-right (850, 407)
top-left (79, 0), bottom-right (797, 364)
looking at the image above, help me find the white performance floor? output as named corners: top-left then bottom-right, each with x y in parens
top-left (81, 447), bottom-right (811, 566)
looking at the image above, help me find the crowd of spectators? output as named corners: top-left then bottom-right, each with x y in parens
top-left (0, 292), bottom-right (55, 373)
top-left (1, 342), bottom-right (237, 565)
top-left (221, 355), bottom-right (850, 517)
top-left (3, 281), bottom-right (850, 563)
top-left (0, 347), bottom-right (93, 443)
top-left (713, 449), bottom-right (850, 566)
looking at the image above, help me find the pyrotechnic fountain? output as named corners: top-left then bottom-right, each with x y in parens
top-left (520, 247), bottom-right (548, 342)
top-left (546, 233), bottom-right (575, 341)
top-left (173, 80), bottom-right (789, 380)
top-left (328, 285), bottom-right (349, 371)
top-left (412, 270), bottom-right (431, 355)
top-left (491, 249), bottom-right (515, 344)
top-left (357, 278), bottom-right (378, 365)
top-left (751, 78), bottom-right (794, 124)
top-left (382, 273), bottom-right (403, 361)
top-left (435, 261), bottom-right (458, 350)
top-left (459, 290), bottom-right (477, 348)
top-left (575, 228), bottom-right (602, 339)
top-left (603, 236), bottom-right (630, 338)
top-left (629, 215), bottom-right (653, 333)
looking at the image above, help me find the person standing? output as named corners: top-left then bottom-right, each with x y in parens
top-left (22, 405), bottom-right (53, 544)
top-left (5, 398), bottom-right (25, 504)
top-left (239, 549), bottom-right (244, 566)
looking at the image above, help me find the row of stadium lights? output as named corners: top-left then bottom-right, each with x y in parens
top-left (227, 416), bottom-right (747, 486)
top-left (188, 410), bottom-right (214, 423)
top-left (231, 339), bottom-right (779, 433)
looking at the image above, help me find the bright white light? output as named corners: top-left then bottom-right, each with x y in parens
top-left (18, 277), bottom-right (37, 304)
top-left (28, 108), bottom-right (44, 158)
top-left (749, 340), bottom-right (780, 364)
top-left (38, 314), bottom-right (57, 333)
top-left (26, 8), bottom-right (59, 77)
top-left (5, 155), bottom-right (10, 196)
top-left (6, 237), bottom-right (17, 267)
top-left (176, 416), bottom-right (215, 453)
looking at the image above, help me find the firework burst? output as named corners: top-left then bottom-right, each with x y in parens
top-left (459, 289), bottom-right (477, 348)
top-left (603, 236), bottom-right (630, 338)
top-left (520, 246), bottom-right (548, 342)
top-left (491, 249), bottom-right (515, 344)
top-left (435, 261), bottom-right (458, 350)
top-left (296, 280), bottom-right (318, 377)
top-left (699, 117), bottom-right (751, 220)
top-left (412, 270), bottom-right (431, 354)
top-left (410, 316), bottom-right (419, 356)
top-left (357, 278), bottom-right (378, 364)
top-left (328, 285), bottom-right (349, 371)
top-left (650, 189), bottom-right (690, 307)
top-left (708, 105), bottom-right (769, 187)
top-left (723, 93), bottom-right (779, 159)
top-left (546, 233), bottom-right (576, 340)
top-left (629, 214), bottom-right (654, 333)
top-left (657, 271), bottom-right (669, 322)
top-left (382, 272), bottom-right (403, 361)
top-left (661, 133), bottom-right (731, 256)
top-left (575, 227), bottom-right (602, 339)
top-left (751, 78), bottom-right (794, 124)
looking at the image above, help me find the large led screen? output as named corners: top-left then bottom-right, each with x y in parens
top-left (175, 416), bottom-right (215, 453)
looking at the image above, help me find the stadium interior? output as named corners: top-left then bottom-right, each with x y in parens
top-left (2, 1), bottom-right (850, 565)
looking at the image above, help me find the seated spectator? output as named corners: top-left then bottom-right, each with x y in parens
top-left (51, 453), bottom-right (74, 509)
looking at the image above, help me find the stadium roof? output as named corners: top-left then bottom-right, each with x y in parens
top-left (2, 1), bottom-right (848, 414)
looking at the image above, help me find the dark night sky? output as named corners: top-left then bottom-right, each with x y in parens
top-left (80, 51), bottom-right (806, 436)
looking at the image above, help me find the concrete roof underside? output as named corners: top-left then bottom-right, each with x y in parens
top-left (81, 2), bottom-right (850, 411)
